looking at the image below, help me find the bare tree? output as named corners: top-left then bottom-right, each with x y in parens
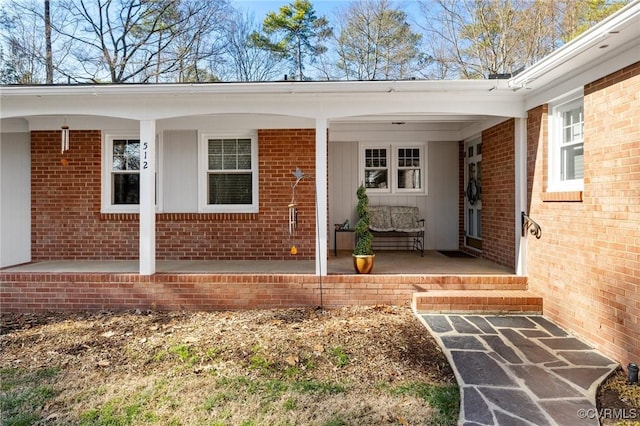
top-left (417, 0), bottom-right (628, 79)
top-left (333, 0), bottom-right (424, 80)
top-left (52, 0), bottom-right (229, 83)
top-left (219, 9), bottom-right (284, 82)
top-left (0, 0), bottom-right (54, 84)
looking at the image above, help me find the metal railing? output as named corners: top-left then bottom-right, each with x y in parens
top-left (521, 212), bottom-right (542, 239)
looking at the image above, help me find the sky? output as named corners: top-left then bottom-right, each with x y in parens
top-left (231, 0), bottom-right (424, 25)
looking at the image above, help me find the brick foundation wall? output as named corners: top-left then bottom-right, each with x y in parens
top-left (0, 273), bottom-right (527, 313)
top-left (481, 119), bottom-right (516, 269)
top-left (527, 61), bottom-right (640, 367)
top-left (31, 129), bottom-right (316, 261)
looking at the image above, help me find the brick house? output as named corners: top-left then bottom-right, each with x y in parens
top-left (1, 3), bottom-right (639, 367)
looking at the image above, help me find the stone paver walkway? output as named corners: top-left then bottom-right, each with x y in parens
top-left (418, 314), bottom-right (619, 426)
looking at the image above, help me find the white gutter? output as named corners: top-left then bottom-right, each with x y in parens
top-left (0, 78), bottom-right (513, 97)
top-left (509, 0), bottom-right (640, 90)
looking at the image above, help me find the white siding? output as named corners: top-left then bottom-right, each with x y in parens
top-left (427, 141), bottom-right (459, 250)
top-left (329, 141), bottom-right (359, 250)
top-left (328, 136), bottom-right (459, 251)
top-left (162, 130), bottom-right (198, 212)
top-left (0, 133), bottom-right (31, 267)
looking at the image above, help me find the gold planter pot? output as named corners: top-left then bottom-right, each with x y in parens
top-left (352, 254), bottom-right (375, 274)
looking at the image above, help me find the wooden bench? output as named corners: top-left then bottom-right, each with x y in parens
top-left (369, 206), bottom-right (425, 256)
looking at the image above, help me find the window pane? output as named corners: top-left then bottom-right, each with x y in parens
top-left (562, 106), bottom-right (583, 144)
top-left (237, 139), bottom-right (251, 155)
top-left (209, 140), bottom-right (223, 155)
top-left (562, 145), bottom-right (584, 180)
top-left (398, 147), bottom-right (420, 168)
top-left (112, 173), bottom-right (139, 204)
top-left (365, 148), bottom-right (387, 168)
top-left (223, 155), bottom-right (237, 169)
top-left (209, 155), bottom-right (222, 170)
top-left (209, 138), bottom-right (252, 171)
top-left (365, 170), bottom-right (387, 189)
top-left (238, 155), bottom-right (251, 169)
top-left (113, 140), bottom-right (139, 171)
top-left (208, 173), bottom-right (252, 204)
top-left (223, 139), bottom-right (238, 154)
top-left (398, 169), bottom-right (420, 189)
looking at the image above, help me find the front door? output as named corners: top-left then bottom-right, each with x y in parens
top-left (465, 138), bottom-right (482, 251)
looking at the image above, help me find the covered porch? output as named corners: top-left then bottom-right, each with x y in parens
top-left (1, 80), bottom-right (528, 282)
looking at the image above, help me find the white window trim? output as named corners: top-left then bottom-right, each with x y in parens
top-left (359, 142), bottom-right (427, 195)
top-left (101, 132), bottom-right (161, 214)
top-left (198, 132), bottom-right (259, 213)
top-left (102, 133), bottom-right (139, 213)
top-left (548, 92), bottom-right (584, 192)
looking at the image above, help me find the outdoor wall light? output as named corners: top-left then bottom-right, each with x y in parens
top-left (628, 363), bottom-right (639, 385)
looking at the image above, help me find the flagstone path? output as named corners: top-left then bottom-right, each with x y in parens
top-left (418, 314), bottom-right (619, 426)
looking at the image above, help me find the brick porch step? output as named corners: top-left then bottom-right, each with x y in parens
top-left (412, 290), bottom-right (543, 314)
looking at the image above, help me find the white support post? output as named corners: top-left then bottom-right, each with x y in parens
top-left (514, 117), bottom-right (528, 276)
top-left (139, 120), bottom-right (156, 275)
top-left (315, 118), bottom-right (328, 276)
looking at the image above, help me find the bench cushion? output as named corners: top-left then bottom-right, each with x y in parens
top-left (390, 206), bottom-right (424, 232)
top-left (369, 205), bottom-right (394, 232)
top-left (369, 205), bottom-right (424, 233)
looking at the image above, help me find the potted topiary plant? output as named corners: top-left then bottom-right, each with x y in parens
top-left (353, 183), bottom-right (375, 274)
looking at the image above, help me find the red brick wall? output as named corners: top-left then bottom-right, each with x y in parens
top-left (0, 272), bottom-right (526, 312)
top-left (527, 61), bottom-right (640, 367)
top-left (31, 129), bottom-right (316, 261)
top-left (481, 119), bottom-right (516, 269)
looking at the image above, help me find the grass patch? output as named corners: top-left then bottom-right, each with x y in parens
top-left (331, 346), bottom-right (350, 368)
top-left (77, 380), bottom-right (183, 426)
top-left (0, 367), bottom-right (60, 425)
top-left (169, 344), bottom-right (200, 366)
top-left (383, 382), bottom-right (460, 425)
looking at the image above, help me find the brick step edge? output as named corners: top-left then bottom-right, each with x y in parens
top-left (412, 290), bottom-right (543, 314)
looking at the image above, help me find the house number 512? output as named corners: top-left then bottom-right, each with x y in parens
top-left (142, 142), bottom-right (149, 169)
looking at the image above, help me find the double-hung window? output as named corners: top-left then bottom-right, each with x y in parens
top-left (364, 147), bottom-right (389, 189)
top-left (549, 96), bottom-right (584, 192)
top-left (102, 135), bottom-right (141, 212)
top-left (200, 134), bottom-right (258, 213)
top-left (361, 144), bottom-right (425, 194)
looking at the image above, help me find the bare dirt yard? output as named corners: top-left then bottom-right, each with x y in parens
top-left (1, 305), bottom-right (638, 426)
top-left (1, 305), bottom-right (459, 426)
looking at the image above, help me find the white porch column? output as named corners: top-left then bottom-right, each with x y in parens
top-left (514, 117), bottom-right (528, 276)
top-left (139, 120), bottom-right (156, 275)
top-left (315, 118), bottom-right (328, 276)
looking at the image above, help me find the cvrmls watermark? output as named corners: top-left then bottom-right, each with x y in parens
top-left (577, 408), bottom-right (638, 420)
